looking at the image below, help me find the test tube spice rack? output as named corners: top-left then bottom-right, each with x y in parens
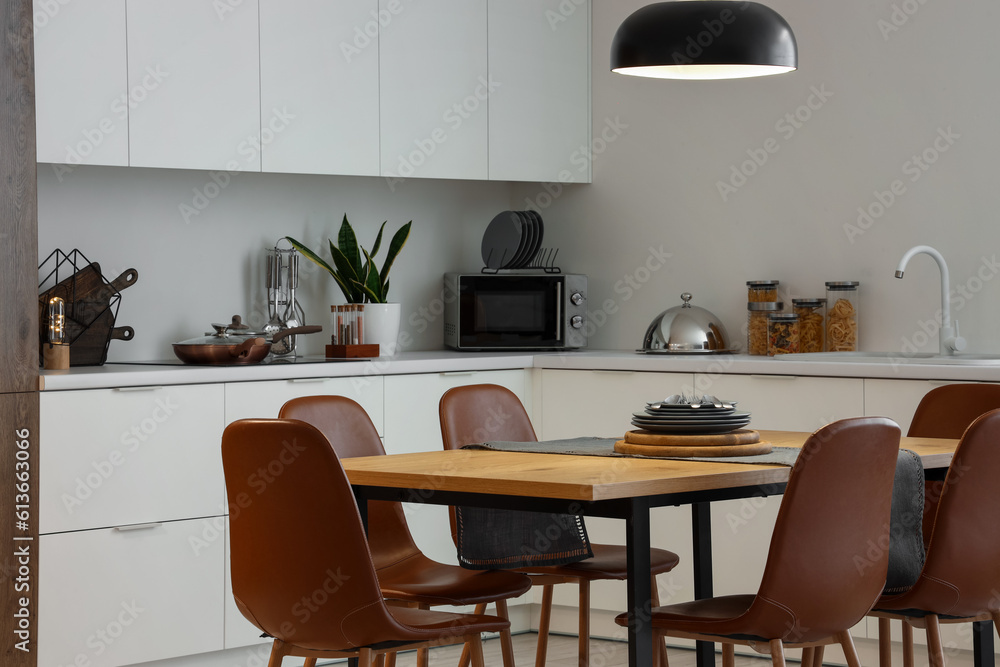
top-left (326, 304), bottom-right (380, 358)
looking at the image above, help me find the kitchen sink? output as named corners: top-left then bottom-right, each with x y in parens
top-left (775, 352), bottom-right (1000, 365)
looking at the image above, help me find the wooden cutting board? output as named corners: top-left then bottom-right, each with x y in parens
top-left (614, 439), bottom-right (773, 458)
top-left (624, 429), bottom-right (760, 447)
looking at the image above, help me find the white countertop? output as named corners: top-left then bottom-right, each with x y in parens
top-left (39, 349), bottom-right (1000, 391)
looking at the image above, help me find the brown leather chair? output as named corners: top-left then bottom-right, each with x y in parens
top-left (439, 384), bottom-right (681, 667)
top-left (613, 417), bottom-right (902, 667)
top-left (907, 383), bottom-right (1000, 545)
top-left (221, 418), bottom-right (509, 667)
top-left (279, 395), bottom-right (532, 667)
top-left (870, 408), bottom-right (1000, 667)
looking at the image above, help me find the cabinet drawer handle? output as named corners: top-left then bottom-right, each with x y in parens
top-left (440, 371), bottom-right (477, 377)
top-left (114, 386), bottom-right (163, 392)
top-left (749, 375), bottom-right (798, 380)
top-left (592, 370), bottom-right (635, 375)
top-left (114, 522), bottom-right (163, 532)
top-left (288, 378), bottom-right (329, 384)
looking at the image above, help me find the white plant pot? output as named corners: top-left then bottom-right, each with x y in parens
top-left (364, 303), bottom-right (402, 356)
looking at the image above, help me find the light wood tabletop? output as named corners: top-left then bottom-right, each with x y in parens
top-left (342, 430), bottom-right (959, 503)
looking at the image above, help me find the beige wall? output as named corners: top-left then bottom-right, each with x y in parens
top-left (514, 0), bottom-right (1000, 355)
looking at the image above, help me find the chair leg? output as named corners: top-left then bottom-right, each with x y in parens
top-left (457, 603), bottom-right (488, 667)
top-left (802, 646), bottom-right (816, 667)
top-left (303, 659), bottom-right (318, 667)
top-left (878, 618), bottom-right (892, 667)
top-left (768, 638), bottom-right (786, 667)
top-left (267, 640), bottom-right (291, 667)
top-left (651, 575), bottom-right (668, 667)
top-left (837, 630), bottom-right (862, 667)
top-left (993, 612), bottom-right (1000, 642)
top-left (386, 652), bottom-right (398, 667)
top-left (902, 622), bottom-right (914, 667)
top-left (535, 584), bottom-right (555, 667)
top-left (813, 645), bottom-right (825, 667)
top-left (578, 579), bottom-right (591, 667)
top-left (415, 603), bottom-right (431, 667)
top-left (468, 634), bottom-right (487, 667)
top-left (926, 614), bottom-right (946, 667)
top-left (495, 599), bottom-right (517, 667)
top-left (723, 642), bottom-right (735, 667)
top-left (359, 647), bottom-right (374, 667)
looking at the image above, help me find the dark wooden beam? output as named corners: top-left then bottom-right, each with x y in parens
top-left (1, 0), bottom-right (38, 665)
top-left (0, 0), bottom-right (37, 394)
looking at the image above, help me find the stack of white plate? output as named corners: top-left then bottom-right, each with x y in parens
top-left (631, 396), bottom-right (750, 434)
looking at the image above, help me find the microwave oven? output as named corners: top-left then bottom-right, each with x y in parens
top-left (443, 273), bottom-right (588, 351)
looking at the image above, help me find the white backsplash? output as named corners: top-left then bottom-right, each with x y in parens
top-left (37, 164), bottom-right (513, 361)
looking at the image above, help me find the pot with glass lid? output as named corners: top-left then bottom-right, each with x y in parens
top-left (638, 293), bottom-right (733, 354)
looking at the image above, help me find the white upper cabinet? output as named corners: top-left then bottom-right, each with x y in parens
top-left (33, 0), bottom-right (129, 167)
top-left (379, 0), bottom-right (489, 181)
top-left (488, 0), bottom-right (591, 183)
top-left (259, 0), bottom-right (381, 176)
top-left (126, 0), bottom-right (261, 171)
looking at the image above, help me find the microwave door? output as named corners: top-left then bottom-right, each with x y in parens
top-left (459, 277), bottom-right (561, 348)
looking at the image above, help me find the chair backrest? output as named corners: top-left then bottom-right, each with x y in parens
top-left (278, 395), bottom-right (424, 572)
top-left (907, 383), bottom-right (1000, 438)
top-left (439, 384), bottom-right (538, 450)
top-left (917, 409), bottom-right (1000, 616)
top-left (439, 384), bottom-right (539, 546)
top-left (222, 418), bottom-right (416, 649)
top-left (746, 417), bottom-right (901, 643)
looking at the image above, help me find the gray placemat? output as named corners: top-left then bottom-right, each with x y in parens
top-left (464, 436), bottom-right (801, 465)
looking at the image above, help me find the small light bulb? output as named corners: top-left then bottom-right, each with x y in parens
top-left (49, 297), bottom-right (66, 345)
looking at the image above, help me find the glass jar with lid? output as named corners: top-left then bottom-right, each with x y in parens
top-left (747, 280), bottom-right (779, 303)
top-left (767, 312), bottom-right (800, 356)
top-left (792, 298), bottom-right (826, 353)
top-left (747, 301), bottom-right (782, 356)
top-left (825, 281), bottom-right (859, 351)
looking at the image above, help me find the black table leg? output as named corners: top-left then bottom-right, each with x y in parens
top-left (974, 620), bottom-right (995, 667)
top-left (626, 496), bottom-right (653, 667)
top-left (692, 502), bottom-right (714, 667)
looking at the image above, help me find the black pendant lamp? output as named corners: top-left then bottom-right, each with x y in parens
top-left (611, 1), bottom-right (797, 80)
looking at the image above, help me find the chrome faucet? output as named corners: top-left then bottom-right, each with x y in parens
top-left (894, 245), bottom-right (966, 355)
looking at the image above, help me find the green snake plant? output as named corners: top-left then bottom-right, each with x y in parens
top-left (287, 215), bottom-right (412, 304)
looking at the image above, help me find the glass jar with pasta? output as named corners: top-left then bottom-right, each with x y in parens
top-left (824, 282), bottom-right (859, 352)
top-left (747, 301), bottom-right (782, 356)
top-left (767, 313), bottom-right (800, 356)
top-left (792, 298), bottom-right (826, 353)
top-left (747, 280), bottom-right (780, 303)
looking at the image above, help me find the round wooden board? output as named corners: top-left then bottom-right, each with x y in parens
top-left (624, 429), bottom-right (759, 447)
top-left (614, 440), bottom-right (773, 458)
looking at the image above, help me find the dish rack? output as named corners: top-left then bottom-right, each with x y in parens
top-left (38, 249), bottom-right (136, 366)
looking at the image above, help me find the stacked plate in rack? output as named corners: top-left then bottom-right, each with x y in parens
top-left (631, 395), bottom-right (750, 435)
top-left (481, 210), bottom-right (544, 270)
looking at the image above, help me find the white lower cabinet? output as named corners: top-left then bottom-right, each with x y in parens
top-left (382, 369), bottom-right (528, 567)
top-left (39, 384), bottom-right (226, 535)
top-left (864, 378), bottom-right (974, 434)
top-left (224, 376), bottom-right (385, 434)
top-left (39, 518), bottom-right (225, 667)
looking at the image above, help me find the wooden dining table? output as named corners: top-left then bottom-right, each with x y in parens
top-left (344, 430), bottom-right (975, 667)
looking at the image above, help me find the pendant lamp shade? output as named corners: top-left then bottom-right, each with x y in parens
top-left (611, 2), bottom-right (797, 80)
